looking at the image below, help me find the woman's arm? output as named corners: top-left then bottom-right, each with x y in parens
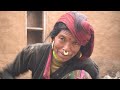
top-left (83, 58), bottom-right (100, 79)
top-left (0, 45), bottom-right (35, 79)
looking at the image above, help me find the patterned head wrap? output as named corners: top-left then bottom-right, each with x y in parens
top-left (57, 11), bottom-right (94, 59)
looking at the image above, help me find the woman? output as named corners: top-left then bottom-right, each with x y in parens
top-left (0, 11), bottom-right (99, 79)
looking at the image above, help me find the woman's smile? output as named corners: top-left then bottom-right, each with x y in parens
top-left (57, 51), bottom-right (70, 60)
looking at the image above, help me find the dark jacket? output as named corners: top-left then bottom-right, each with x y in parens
top-left (0, 43), bottom-right (99, 79)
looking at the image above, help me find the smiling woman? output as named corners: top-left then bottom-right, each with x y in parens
top-left (0, 11), bottom-right (99, 79)
top-left (53, 30), bottom-right (81, 62)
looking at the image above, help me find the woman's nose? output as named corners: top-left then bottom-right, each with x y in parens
top-left (63, 43), bottom-right (71, 52)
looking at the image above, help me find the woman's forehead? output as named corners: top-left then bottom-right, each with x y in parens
top-left (57, 30), bottom-right (77, 41)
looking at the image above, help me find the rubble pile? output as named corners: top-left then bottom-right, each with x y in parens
top-left (102, 71), bottom-right (120, 79)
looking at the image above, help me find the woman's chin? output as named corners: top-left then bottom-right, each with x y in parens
top-left (57, 51), bottom-right (71, 62)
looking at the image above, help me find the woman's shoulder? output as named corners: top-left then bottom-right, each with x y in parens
top-left (22, 43), bottom-right (51, 54)
top-left (78, 57), bottom-right (93, 64)
top-left (28, 43), bottom-right (51, 47)
top-left (27, 43), bottom-right (51, 49)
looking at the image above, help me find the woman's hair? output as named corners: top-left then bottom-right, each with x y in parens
top-left (44, 22), bottom-right (69, 42)
top-left (49, 22), bottom-right (69, 40)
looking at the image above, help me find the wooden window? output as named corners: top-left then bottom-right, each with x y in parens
top-left (27, 11), bottom-right (44, 45)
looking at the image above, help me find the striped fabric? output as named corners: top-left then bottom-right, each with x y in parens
top-left (62, 70), bottom-right (92, 79)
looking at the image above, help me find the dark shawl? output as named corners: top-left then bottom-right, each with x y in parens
top-left (0, 43), bottom-right (99, 79)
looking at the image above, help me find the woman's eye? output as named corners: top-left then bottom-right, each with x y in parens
top-left (73, 42), bottom-right (79, 45)
top-left (60, 37), bottom-right (65, 41)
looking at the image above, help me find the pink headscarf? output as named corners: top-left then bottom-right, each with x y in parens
top-left (57, 11), bottom-right (94, 60)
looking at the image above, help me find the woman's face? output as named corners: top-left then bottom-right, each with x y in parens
top-left (53, 30), bottom-right (81, 62)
